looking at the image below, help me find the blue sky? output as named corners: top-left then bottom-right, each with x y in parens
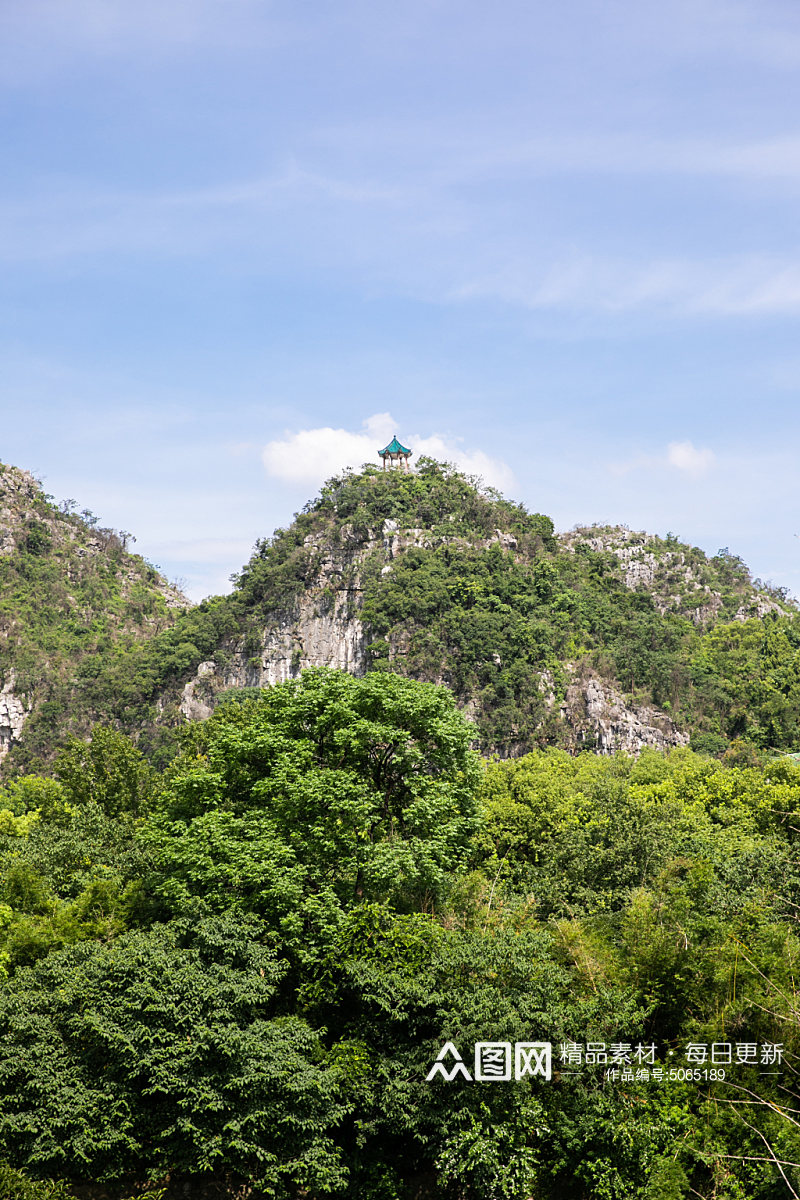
top-left (2, 0), bottom-right (800, 600)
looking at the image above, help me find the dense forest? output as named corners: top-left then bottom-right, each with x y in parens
top-left (1, 673), bottom-right (800, 1198)
top-left (2, 459), bottom-right (800, 1197)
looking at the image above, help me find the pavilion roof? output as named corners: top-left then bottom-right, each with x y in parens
top-left (379, 435), bottom-right (412, 456)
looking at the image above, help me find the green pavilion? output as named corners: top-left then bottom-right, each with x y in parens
top-left (378, 435), bottom-right (412, 471)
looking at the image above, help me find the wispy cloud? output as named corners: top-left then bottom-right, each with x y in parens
top-left (262, 413), bottom-right (515, 492)
top-left (454, 254), bottom-right (800, 317)
top-left (10, 123), bottom-right (800, 259)
top-left (0, 166), bottom-right (418, 262)
top-left (7, 0), bottom-right (800, 78)
top-left (0, 0), bottom-right (295, 80)
top-left (7, 167), bottom-right (800, 321)
top-left (416, 130), bottom-right (800, 184)
top-left (7, 121), bottom-right (800, 322)
top-left (611, 440), bottom-right (716, 478)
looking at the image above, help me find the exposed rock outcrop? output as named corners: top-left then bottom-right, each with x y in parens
top-left (0, 460), bottom-right (190, 770)
top-left (180, 531), bottom-right (370, 720)
top-left (179, 524), bottom-right (690, 756)
top-left (0, 673), bottom-right (30, 761)
top-left (179, 604), bottom-right (368, 720)
top-left (0, 463), bottom-right (187, 613)
top-left (9, 457), bottom-right (789, 766)
top-left (562, 673), bottom-right (689, 755)
top-left (0, 466), bottom-right (42, 556)
top-left (561, 525), bottom-right (792, 626)
top-left (178, 521), bottom-right (529, 722)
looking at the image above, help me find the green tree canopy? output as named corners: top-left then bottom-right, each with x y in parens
top-left (145, 670), bottom-right (481, 963)
top-left (0, 915), bottom-right (347, 1195)
top-left (55, 726), bottom-right (156, 819)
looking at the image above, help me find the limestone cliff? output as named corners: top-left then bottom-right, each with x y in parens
top-left (180, 526), bottom-right (372, 720)
top-left (4, 458), bottom-right (796, 764)
top-left (560, 672), bottom-right (689, 755)
top-left (178, 516), bottom-right (693, 757)
top-left (0, 672), bottom-right (30, 763)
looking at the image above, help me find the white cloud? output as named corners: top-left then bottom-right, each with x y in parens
top-left (262, 412), bottom-right (394, 486)
top-left (409, 435), bottom-right (516, 492)
top-left (262, 413), bottom-right (515, 493)
top-left (611, 440), bottom-right (716, 478)
top-left (667, 441), bottom-right (716, 476)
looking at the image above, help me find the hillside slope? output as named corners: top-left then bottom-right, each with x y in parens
top-left (0, 463), bottom-right (188, 772)
top-left (159, 460), bottom-right (799, 758)
top-left (2, 457), bottom-right (798, 767)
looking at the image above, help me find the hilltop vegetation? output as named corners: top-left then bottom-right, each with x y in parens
top-left (193, 461), bottom-right (800, 758)
top-left (3, 457), bottom-right (799, 772)
top-left (114, 461), bottom-right (800, 758)
top-left (0, 464), bottom-right (186, 772)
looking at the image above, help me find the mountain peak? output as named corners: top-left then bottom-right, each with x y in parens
top-left (2, 458), bottom-right (799, 770)
top-left (0, 460), bottom-right (189, 772)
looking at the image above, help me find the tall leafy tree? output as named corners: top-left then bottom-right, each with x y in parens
top-left (145, 669), bottom-right (481, 962)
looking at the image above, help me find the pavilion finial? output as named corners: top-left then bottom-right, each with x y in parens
top-left (378, 435), bottom-right (412, 472)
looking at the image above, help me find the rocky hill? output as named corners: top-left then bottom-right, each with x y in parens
top-left (2, 456), bottom-right (798, 768)
top-left (0, 462), bottom-right (188, 772)
top-left (163, 461), bottom-right (798, 759)
top-left (561, 525), bottom-right (787, 625)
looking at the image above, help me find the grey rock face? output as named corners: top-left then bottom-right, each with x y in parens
top-left (561, 527), bottom-right (658, 587)
top-left (0, 467), bottom-right (41, 557)
top-left (0, 673), bottom-right (30, 761)
top-left (0, 463), bottom-right (189, 611)
top-left (180, 519), bottom-right (522, 716)
top-left (0, 461), bottom-right (191, 767)
top-left (178, 523), bottom-right (691, 757)
top-left (179, 531), bottom-right (371, 720)
top-left (733, 595), bottom-right (787, 621)
top-left (563, 673), bottom-right (689, 756)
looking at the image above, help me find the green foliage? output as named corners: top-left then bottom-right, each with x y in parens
top-left (0, 915), bottom-right (348, 1195)
top-left (2, 682), bottom-right (800, 1196)
top-left (314, 467), bottom-right (798, 755)
top-left (1, 776), bottom-right (71, 826)
top-left (19, 521), bottom-right (52, 557)
top-left (310, 457), bottom-right (556, 545)
top-left (689, 613), bottom-right (800, 750)
top-left (475, 747), bottom-right (800, 917)
top-left (644, 1156), bottom-right (689, 1198)
top-left (468, 747), bottom-right (800, 1197)
top-left (0, 467), bottom-right (185, 775)
top-left (310, 912), bottom-right (664, 1200)
top-left (145, 669), bottom-right (481, 964)
top-left (6, 459), bottom-right (800, 767)
top-left (0, 1162), bottom-right (72, 1199)
top-left (6, 451), bottom-right (800, 1197)
top-left (55, 726), bottom-right (157, 818)
top-left (0, 747), bottom-right (154, 974)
